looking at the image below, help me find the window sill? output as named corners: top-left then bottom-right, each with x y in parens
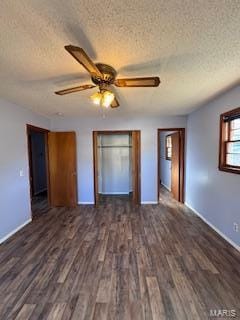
top-left (219, 166), bottom-right (240, 175)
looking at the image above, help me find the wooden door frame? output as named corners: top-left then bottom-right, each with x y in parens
top-left (26, 124), bottom-right (50, 208)
top-left (157, 128), bottom-right (185, 203)
top-left (92, 130), bottom-right (141, 205)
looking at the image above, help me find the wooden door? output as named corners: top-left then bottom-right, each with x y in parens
top-left (171, 132), bottom-right (180, 201)
top-left (48, 132), bottom-right (77, 207)
top-left (132, 131), bottom-right (141, 205)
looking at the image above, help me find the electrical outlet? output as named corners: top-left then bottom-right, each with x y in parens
top-left (233, 223), bottom-right (239, 232)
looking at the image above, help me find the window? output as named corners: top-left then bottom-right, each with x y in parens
top-left (219, 107), bottom-right (240, 174)
top-left (166, 135), bottom-right (172, 160)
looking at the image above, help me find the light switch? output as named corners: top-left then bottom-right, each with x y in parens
top-left (19, 170), bottom-right (24, 177)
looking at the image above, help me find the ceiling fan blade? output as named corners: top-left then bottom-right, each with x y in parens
top-left (65, 45), bottom-right (102, 78)
top-left (55, 84), bottom-right (96, 95)
top-left (111, 97), bottom-right (120, 108)
top-left (114, 76), bottom-right (160, 87)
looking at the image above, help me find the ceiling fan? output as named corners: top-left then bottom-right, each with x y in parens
top-left (55, 45), bottom-right (161, 108)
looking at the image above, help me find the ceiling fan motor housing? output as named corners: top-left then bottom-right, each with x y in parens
top-left (91, 63), bottom-right (117, 86)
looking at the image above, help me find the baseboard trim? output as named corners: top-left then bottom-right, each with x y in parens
top-left (141, 201), bottom-right (158, 204)
top-left (0, 218), bottom-right (32, 245)
top-left (185, 202), bottom-right (240, 253)
top-left (78, 202), bottom-right (95, 205)
top-left (161, 183), bottom-right (171, 192)
top-left (99, 192), bottom-right (130, 195)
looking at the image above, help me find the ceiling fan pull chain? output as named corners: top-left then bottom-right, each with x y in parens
top-left (101, 106), bottom-right (106, 119)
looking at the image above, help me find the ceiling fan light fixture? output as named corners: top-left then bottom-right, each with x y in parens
top-left (91, 90), bottom-right (115, 108)
top-left (91, 92), bottom-right (102, 105)
top-left (101, 90), bottom-right (115, 108)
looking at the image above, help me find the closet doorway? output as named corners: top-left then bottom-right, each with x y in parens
top-left (93, 131), bottom-right (141, 205)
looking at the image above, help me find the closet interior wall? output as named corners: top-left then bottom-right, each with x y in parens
top-left (97, 133), bottom-right (132, 195)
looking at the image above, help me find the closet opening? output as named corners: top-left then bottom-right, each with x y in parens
top-left (93, 130), bottom-right (141, 205)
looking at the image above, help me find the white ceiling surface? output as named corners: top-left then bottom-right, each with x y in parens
top-left (0, 1), bottom-right (239, 118)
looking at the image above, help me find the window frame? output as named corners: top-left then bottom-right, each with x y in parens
top-left (165, 134), bottom-right (172, 160)
top-left (219, 107), bottom-right (240, 174)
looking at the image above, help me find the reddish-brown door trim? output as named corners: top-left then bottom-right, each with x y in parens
top-left (92, 131), bottom-right (99, 206)
top-left (26, 124), bottom-right (50, 212)
top-left (157, 128), bottom-right (185, 203)
top-left (132, 130), bottom-right (141, 205)
top-left (92, 130), bottom-right (141, 206)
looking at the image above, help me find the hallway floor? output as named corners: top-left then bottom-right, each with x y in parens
top-left (31, 191), bottom-right (49, 218)
top-left (0, 190), bottom-right (239, 319)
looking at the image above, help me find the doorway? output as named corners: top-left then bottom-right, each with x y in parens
top-left (157, 128), bottom-right (185, 203)
top-left (27, 127), bottom-right (78, 212)
top-left (93, 130), bottom-right (141, 205)
top-left (27, 125), bottom-right (49, 217)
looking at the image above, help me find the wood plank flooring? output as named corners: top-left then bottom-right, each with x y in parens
top-left (31, 191), bottom-right (49, 218)
top-left (0, 187), bottom-right (240, 319)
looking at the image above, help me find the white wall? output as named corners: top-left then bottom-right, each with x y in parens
top-left (98, 134), bottom-right (132, 194)
top-left (51, 115), bottom-right (187, 204)
top-left (0, 99), bottom-right (50, 243)
top-left (159, 131), bottom-right (174, 191)
top-left (186, 85), bottom-right (240, 248)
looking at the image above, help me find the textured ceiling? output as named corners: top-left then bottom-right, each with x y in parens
top-left (0, 0), bottom-right (239, 117)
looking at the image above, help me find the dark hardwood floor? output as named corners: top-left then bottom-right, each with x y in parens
top-left (0, 187), bottom-right (240, 319)
top-left (31, 191), bottom-right (49, 218)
